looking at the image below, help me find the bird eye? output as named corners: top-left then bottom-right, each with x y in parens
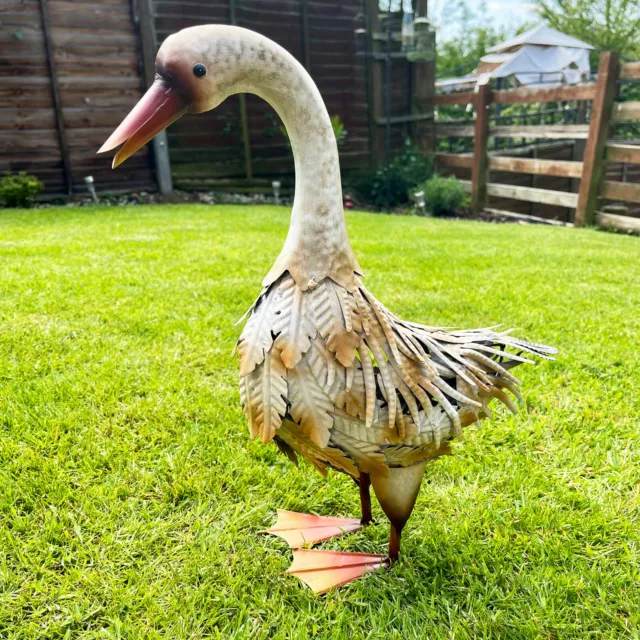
top-left (193, 64), bottom-right (207, 78)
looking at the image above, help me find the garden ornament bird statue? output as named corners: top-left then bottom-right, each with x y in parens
top-left (100, 25), bottom-right (556, 595)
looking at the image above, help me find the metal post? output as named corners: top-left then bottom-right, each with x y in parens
top-left (134, 0), bottom-right (173, 194)
top-left (40, 0), bottom-right (73, 195)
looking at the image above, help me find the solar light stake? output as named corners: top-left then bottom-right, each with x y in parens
top-left (272, 180), bottom-right (281, 205)
top-left (84, 175), bottom-right (98, 203)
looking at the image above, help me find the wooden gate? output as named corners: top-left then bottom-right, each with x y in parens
top-left (434, 53), bottom-right (640, 230)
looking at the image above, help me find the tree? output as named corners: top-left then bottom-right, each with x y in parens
top-left (533, 0), bottom-right (640, 60)
top-left (432, 0), bottom-right (521, 79)
top-left (437, 26), bottom-right (506, 78)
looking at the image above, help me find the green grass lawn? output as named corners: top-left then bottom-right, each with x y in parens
top-left (0, 204), bottom-right (638, 639)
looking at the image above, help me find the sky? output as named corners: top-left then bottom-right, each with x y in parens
top-left (380, 0), bottom-right (540, 43)
top-left (429, 0), bottom-right (539, 40)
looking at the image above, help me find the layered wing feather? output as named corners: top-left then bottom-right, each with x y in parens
top-left (237, 272), bottom-right (556, 475)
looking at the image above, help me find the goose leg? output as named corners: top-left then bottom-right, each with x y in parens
top-left (370, 462), bottom-right (427, 563)
top-left (359, 472), bottom-right (374, 525)
top-left (389, 524), bottom-right (402, 562)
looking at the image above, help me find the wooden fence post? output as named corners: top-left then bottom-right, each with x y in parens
top-left (364, 0), bottom-right (382, 168)
top-left (135, 0), bottom-right (173, 195)
top-left (471, 82), bottom-right (491, 212)
top-left (300, 0), bottom-right (311, 71)
top-left (39, 0), bottom-right (73, 195)
top-left (229, 0), bottom-right (253, 180)
top-left (412, 0), bottom-right (434, 154)
top-left (574, 51), bottom-right (620, 227)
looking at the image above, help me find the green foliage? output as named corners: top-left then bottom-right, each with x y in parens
top-left (279, 114), bottom-right (347, 149)
top-left (437, 26), bottom-right (507, 79)
top-left (423, 174), bottom-right (468, 216)
top-left (356, 140), bottom-right (434, 209)
top-left (0, 172), bottom-right (43, 208)
top-left (533, 0), bottom-right (640, 61)
top-left (1, 204), bottom-right (639, 637)
top-left (264, 111), bottom-right (279, 138)
top-left (330, 115), bottom-right (347, 148)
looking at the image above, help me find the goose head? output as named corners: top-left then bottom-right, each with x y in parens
top-left (99, 25), bottom-right (262, 167)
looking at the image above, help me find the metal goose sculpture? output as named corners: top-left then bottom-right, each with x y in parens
top-left (100, 25), bottom-right (556, 595)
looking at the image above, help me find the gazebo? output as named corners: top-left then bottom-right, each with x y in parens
top-left (436, 25), bottom-right (594, 93)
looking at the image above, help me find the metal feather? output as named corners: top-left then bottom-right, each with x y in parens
top-left (235, 272), bottom-right (555, 480)
top-left (274, 276), bottom-right (316, 369)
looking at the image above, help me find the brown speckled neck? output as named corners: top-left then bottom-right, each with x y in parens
top-left (169, 26), bottom-right (362, 290)
top-left (252, 49), bottom-right (363, 291)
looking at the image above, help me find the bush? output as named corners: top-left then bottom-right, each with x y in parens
top-left (280, 114), bottom-right (347, 149)
top-left (422, 175), bottom-right (468, 217)
top-left (330, 115), bottom-right (347, 149)
top-left (0, 173), bottom-right (43, 208)
top-left (355, 140), bottom-right (434, 210)
top-left (390, 139), bottom-right (434, 190)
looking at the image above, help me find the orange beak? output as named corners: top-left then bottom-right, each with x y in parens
top-left (98, 79), bottom-right (188, 168)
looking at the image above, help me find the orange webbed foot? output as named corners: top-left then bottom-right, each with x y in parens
top-left (262, 509), bottom-right (362, 548)
top-left (286, 549), bottom-right (389, 595)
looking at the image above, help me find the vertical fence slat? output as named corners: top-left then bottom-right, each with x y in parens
top-left (364, 0), bottom-right (382, 168)
top-left (574, 51), bottom-right (620, 227)
top-left (39, 0), bottom-right (73, 195)
top-left (412, 0), bottom-right (434, 154)
top-left (229, 0), bottom-right (253, 181)
top-left (300, 0), bottom-right (311, 70)
top-left (471, 83), bottom-right (491, 211)
top-left (135, 0), bottom-right (173, 194)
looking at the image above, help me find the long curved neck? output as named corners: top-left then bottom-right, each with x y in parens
top-left (231, 31), bottom-right (362, 290)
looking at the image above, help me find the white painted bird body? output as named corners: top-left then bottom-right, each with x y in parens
top-left (101, 24), bottom-right (555, 577)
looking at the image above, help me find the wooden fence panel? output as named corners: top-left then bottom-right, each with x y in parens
top-left (493, 84), bottom-right (596, 105)
top-left (0, 1), bottom-right (68, 193)
top-left (575, 52), bottom-right (620, 226)
top-left (435, 50), bottom-right (639, 228)
top-left (600, 181), bottom-right (640, 204)
top-left (156, 0), bottom-right (377, 190)
top-left (433, 92), bottom-right (475, 106)
top-left (435, 153), bottom-right (473, 169)
top-left (488, 156), bottom-right (583, 178)
top-left (620, 62), bottom-right (640, 80)
top-left (606, 143), bottom-right (640, 164)
top-left (489, 125), bottom-right (589, 139)
top-left (611, 102), bottom-right (640, 122)
top-left (0, 0), bottom-right (156, 195)
top-left (487, 183), bottom-right (578, 208)
top-left (50, 0), bottom-right (155, 194)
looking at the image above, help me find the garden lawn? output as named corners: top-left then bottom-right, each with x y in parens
top-left (0, 204), bottom-right (638, 639)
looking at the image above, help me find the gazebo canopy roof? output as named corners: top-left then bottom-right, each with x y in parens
top-left (436, 25), bottom-right (594, 93)
top-left (487, 25), bottom-right (595, 53)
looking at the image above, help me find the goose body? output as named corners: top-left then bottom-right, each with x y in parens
top-left (238, 272), bottom-right (552, 481)
top-left (101, 24), bottom-right (556, 593)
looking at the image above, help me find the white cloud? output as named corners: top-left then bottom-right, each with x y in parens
top-left (486, 1), bottom-right (538, 15)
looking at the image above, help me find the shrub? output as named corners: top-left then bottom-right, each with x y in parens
top-left (390, 139), bottom-right (434, 191)
top-left (0, 172), bottom-right (43, 208)
top-left (422, 175), bottom-right (467, 217)
top-left (330, 115), bottom-right (347, 148)
top-left (355, 140), bottom-right (434, 209)
top-left (280, 114), bottom-right (347, 148)
top-left (354, 168), bottom-right (411, 210)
